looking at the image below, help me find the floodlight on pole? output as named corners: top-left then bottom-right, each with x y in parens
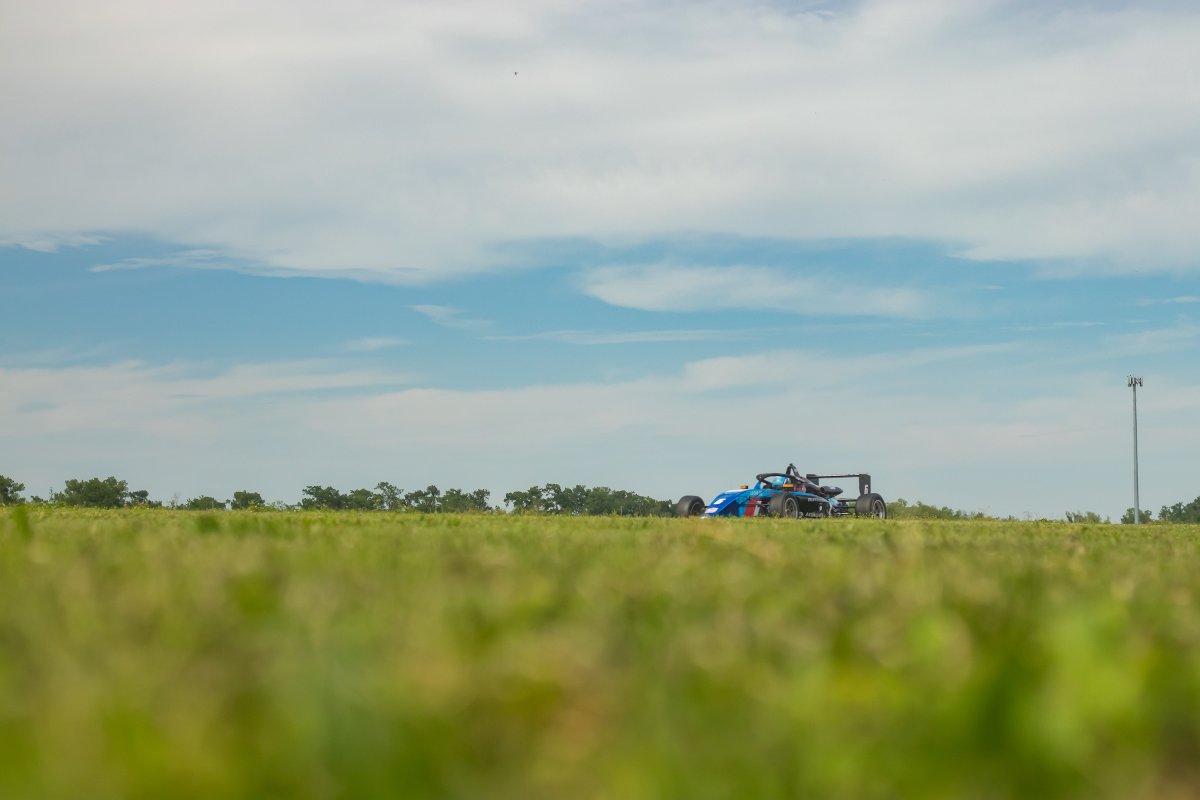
top-left (1128, 376), bottom-right (1143, 524)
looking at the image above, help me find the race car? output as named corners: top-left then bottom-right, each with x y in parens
top-left (675, 463), bottom-right (887, 519)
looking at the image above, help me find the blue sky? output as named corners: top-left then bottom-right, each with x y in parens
top-left (2, 0), bottom-right (1198, 518)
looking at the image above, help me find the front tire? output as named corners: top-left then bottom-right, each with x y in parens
top-left (768, 493), bottom-right (800, 519)
top-left (675, 495), bottom-right (705, 517)
top-left (856, 493), bottom-right (887, 519)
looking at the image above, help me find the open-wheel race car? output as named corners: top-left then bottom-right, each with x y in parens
top-left (675, 463), bottom-right (887, 519)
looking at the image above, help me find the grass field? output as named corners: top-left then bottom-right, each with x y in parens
top-left (3, 508), bottom-right (1200, 799)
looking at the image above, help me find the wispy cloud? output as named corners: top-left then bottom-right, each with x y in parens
top-left (1137, 295), bottom-right (1200, 306)
top-left (0, 358), bottom-right (405, 438)
top-left (411, 305), bottom-right (489, 330)
top-left (0, 345), bottom-right (123, 369)
top-left (342, 336), bottom-right (407, 353)
top-left (1103, 320), bottom-right (1200, 356)
top-left (0, 233), bottom-right (107, 252)
top-left (89, 249), bottom-right (235, 273)
top-left (582, 263), bottom-right (932, 318)
top-left (679, 342), bottom-right (1021, 392)
top-left (485, 328), bottom-right (752, 345)
top-left (1013, 321), bottom-right (1105, 332)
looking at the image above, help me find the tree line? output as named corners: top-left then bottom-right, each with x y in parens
top-left (886, 498), bottom-right (990, 520)
top-left (503, 484), bottom-right (671, 516)
top-left (0, 475), bottom-right (672, 515)
top-left (890, 498), bottom-right (1200, 525)
top-left (888, 497), bottom-right (1200, 524)
top-left (3, 473), bottom-right (1200, 522)
top-left (1116, 497), bottom-right (1200, 525)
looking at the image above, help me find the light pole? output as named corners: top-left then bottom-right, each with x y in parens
top-left (1128, 376), bottom-right (1143, 524)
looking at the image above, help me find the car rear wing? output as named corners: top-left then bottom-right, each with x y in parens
top-left (810, 473), bottom-right (872, 496)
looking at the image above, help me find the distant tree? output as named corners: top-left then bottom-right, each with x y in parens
top-left (583, 486), bottom-right (670, 516)
top-left (230, 491), bottom-right (265, 510)
top-left (504, 486), bottom-right (546, 513)
top-left (1159, 497), bottom-right (1200, 524)
top-left (1065, 510), bottom-right (1107, 524)
top-left (544, 483), bottom-right (588, 515)
top-left (615, 489), bottom-right (671, 516)
top-left (584, 486), bottom-right (617, 515)
top-left (403, 485), bottom-right (442, 513)
top-left (441, 488), bottom-right (491, 513)
top-left (375, 482), bottom-right (403, 510)
top-left (343, 488), bottom-right (381, 510)
top-left (0, 475), bottom-right (25, 505)
top-left (185, 495), bottom-right (226, 510)
top-left (126, 489), bottom-right (161, 507)
top-left (1120, 507), bottom-right (1155, 524)
top-left (301, 485), bottom-right (346, 510)
top-left (540, 483), bottom-right (563, 513)
top-left (56, 477), bottom-right (129, 508)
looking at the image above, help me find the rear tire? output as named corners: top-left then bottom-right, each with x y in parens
top-left (768, 493), bottom-right (800, 519)
top-left (675, 495), bottom-right (705, 517)
top-left (856, 493), bottom-right (887, 519)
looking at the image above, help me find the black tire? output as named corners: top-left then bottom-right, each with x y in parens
top-left (675, 495), bottom-right (706, 517)
top-left (768, 493), bottom-right (800, 519)
top-left (856, 493), bottom-right (887, 519)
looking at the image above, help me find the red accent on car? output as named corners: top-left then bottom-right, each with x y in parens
top-left (745, 497), bottom-right (761, 517)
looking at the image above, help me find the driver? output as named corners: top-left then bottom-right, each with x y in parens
top-left (759, 466), bottom-right (821, 495)
top-left (782, 464), bottom-right (804, 492)
top-left (785, 463), bottom-right (821, 495)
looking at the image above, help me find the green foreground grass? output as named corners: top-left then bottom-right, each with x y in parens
top-left (3, 509), bottom-right (1200, 799)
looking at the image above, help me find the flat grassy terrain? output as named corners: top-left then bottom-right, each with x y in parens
top-left (3, 508), bottom-right (1200, 799)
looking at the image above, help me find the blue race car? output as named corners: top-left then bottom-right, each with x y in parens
top-left (675, 463), bottom-right (887, 519)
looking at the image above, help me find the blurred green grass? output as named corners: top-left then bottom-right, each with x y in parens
top-left (2, 508), bottom-right (1200, 798)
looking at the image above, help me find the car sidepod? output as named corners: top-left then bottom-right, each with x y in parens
top-left (702, 490), bottom-right (755, 517)
top-left (805, 492), bottom-right (834, 517)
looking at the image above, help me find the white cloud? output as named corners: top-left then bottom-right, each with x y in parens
top-left (582, 263), bottom-right (932, 317)
top-left (2, 1), bottom-right (1200, 281)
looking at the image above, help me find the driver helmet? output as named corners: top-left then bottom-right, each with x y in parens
top-left (769, 476), bottom-right (788, 488)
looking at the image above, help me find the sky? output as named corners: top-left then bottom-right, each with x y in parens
top-left (2, 0), bottom-right (1198, 519)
